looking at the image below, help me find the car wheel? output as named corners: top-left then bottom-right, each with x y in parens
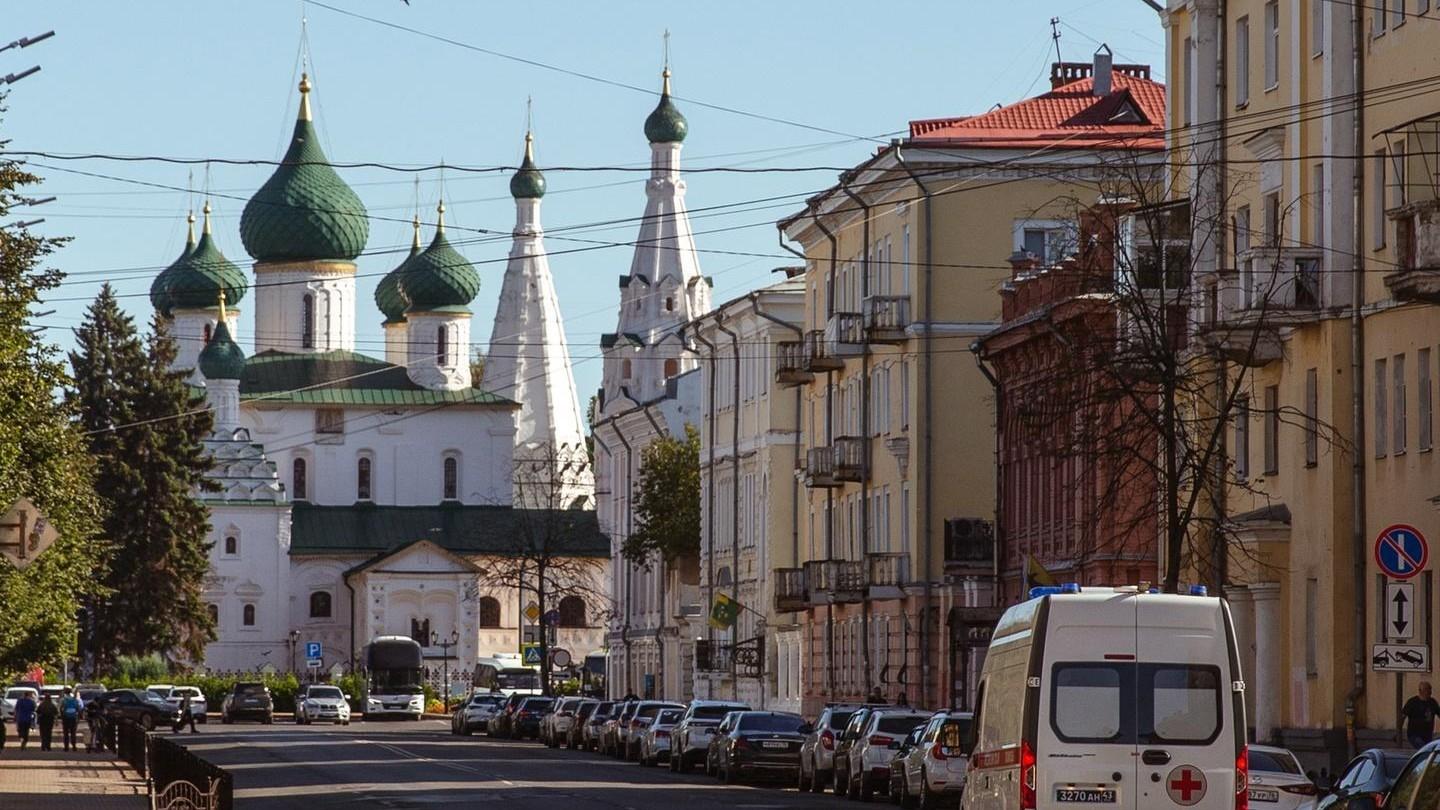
top-left (814, 768), bottom-right (831, 794)
top-left (343, 720), bottom-right (350, 726)
top-left (918, 773), bottom-right (936, 810)
top-left (835, 768), bottom-right (849, 797)
top-left (900, 779), bottom-right (919, 810)
top-left (264, 715), bottom-right (273, 725)
top-left (849, 769), bottom-right (862, 800)
top-left (798, 761), bottom-right (812, 792)
top-left (140, 714), bottom-right (155, 731)
top-left (861, 774), bottom-right (875, 802)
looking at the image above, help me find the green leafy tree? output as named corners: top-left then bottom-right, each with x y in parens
top-left (0, 155), bottom-right (105, 677)
top-left (70, 288), bottom-right (217, 670)
top-left (621, 424), bottom-right (701, 568)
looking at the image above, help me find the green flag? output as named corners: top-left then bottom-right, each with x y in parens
top-left (709, 593), bottom-right (740, 630)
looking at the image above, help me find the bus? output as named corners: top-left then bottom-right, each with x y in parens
top-left (472, 656), bottom-right (541, 696)
top-left (363, 636), bottom-right (425, 720)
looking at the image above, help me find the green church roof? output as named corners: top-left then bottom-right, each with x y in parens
top-left (376, 216), bottom-right (421, 324)
top-left (150, 212), bottom-right (196, 315)
top-left (239, 74), bottom-right (370, 262)
top-left (509, 132), bottom-right (546, 199)
top-left (166, 204), bottom-right (248, 311)
top-left (238, 349), bottom-right (513, 407)
top-left (198, 318), bottom-right (246, 380)
top-left (644, 69), bottom-right (688, 144)
top-left (398, 202), bottom-right (480, 313)
top-left (289, 503), bottom-right (608, 556)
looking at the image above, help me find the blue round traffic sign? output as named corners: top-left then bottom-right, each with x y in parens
top-left (1375, 524), bottom-right (1429, 580)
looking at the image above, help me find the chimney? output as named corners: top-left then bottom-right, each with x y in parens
top-left (1093, 44), bottom-right (1113, 96)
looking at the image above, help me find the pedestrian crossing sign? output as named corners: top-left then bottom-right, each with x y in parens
top-left (522, 644), bottom-right (543, 665)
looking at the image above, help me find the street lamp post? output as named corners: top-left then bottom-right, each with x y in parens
top-left (432, 630), bottom-right (460, 712)
top-left (288, 630), bottom-right (300, 677)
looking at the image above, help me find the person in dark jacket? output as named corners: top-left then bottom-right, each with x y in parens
top-left (14, 692), bottom-right (36, 750)
top-left (36, 694), bottom-right (58, 751)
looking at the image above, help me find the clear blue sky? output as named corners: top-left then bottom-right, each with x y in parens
top-left (4, 0), bottom-right (1164, 403)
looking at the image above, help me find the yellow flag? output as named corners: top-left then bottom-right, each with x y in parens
top-left (1027, 555), bottom-right (1058, 587)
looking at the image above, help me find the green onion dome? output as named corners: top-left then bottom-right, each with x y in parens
top-left (198, 317), bottom-right (246, 380)
top-left (166, 203), bottom-right (249, 311)
top-left (399, 201), bottom-right (480, 313)
top-left (150, 211), bottom-right (197, 316)
top-left (376, 215), bottom-right (421, 323)
top-left (509, 132), bottom-right (546, 199)
top-left (239, 74), bottom-right (370, 262)
top-left (644, 69), bottom-right (688, 144)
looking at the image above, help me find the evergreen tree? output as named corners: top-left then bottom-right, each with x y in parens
top-left (70, 290), bottom-right (217, 669)
top-left (0, 155), bottom-right (105, 676)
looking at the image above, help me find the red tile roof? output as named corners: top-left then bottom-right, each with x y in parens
top-left (909, 71), bottom-right (1166, 151)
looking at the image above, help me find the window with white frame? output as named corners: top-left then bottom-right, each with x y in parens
top-left (1236, 16), bottom-right (1251, 106)
top-left (1263, 385), bottom-right (1280, 475)
top-left (1375, 0), bottom-right (1388, 33)
top-left (1264, 1), bottom-right (1279, 90)
top-left (242, 603), bottom-right (256, 627)
top-left (1312, 0), bottom-right (1325, 55)
top-left (1395, 353), bottom-right (1408, 454)
top-left (1305, 368), bottom-right (1319, 467)
top-left (1016, 220), bottom-right (1073, 265)
top-left (223, 531), bottom-right (239, 557)
top-left (357, 454), bottom-right (374, 501)
top-left (901, 226), bottom-right (911, 294)
top-left (443, 454), bottom-right (459, 500)
top-left (900, 360), bottom-right (911, 430)
top-left (1393, 0), bottom-right (1406, 27)
top-left (1373, 149), bottom-right (1388, 249)
top-left (1236, 397), bottom-right (1251, 479)
top-left (1376, 357), bottom-right (1389, 457)
top-left (900, 484), bottom-right (910, 551)
top-left (1421, 347), bottom-right (1433, 451)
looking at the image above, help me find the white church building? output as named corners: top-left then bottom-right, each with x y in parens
top-left (151, 74), bottom-right (606, 685)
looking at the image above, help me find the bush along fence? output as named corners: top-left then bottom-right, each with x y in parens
top-left (104, 718), bottom-right (233, 810)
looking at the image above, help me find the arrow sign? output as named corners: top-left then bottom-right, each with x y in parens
top-left (1389, 582), bottom-right (1416, 640)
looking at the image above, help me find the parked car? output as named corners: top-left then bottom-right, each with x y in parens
top-left (295, 684), bottom-right (350, 725)
top-left (713, 711), bottom-right (810, 784)
top-left (889, 727), bottom-right (926, 804)
top-left (894, 710), bottom-right (972, 809)
top-left (148, 685), bottom-right (207, 724)
top-left (488, 692), bottom-right (530, 738)
top-left (603, 700), bottom-right (639, 756)
top-left (1378, 739), bottom-right (1440, 809)
top-left (799, 704), bottom-right (863, 793)
top-left (672, 700), bottom-right (751, 773)
top-left (453, 693), bottom-right (504, 735)
top-left (2, 686), bottom-right (38, 721)
top-left (1314, 748), bottom-right (1414, 810)
top-left (834, 707), bottom-right (881, 796)
top-left (511, 696), bottom-right (555, 740)
top-left (582, 701), bottom-right (616, 751)
top-left (565, 699), bottom-right (600, 749)
top-left (845, 709), bottom-right (933, 800)
top-left (95, 689), bottom-right (181, 732)
top-left (637, 707), bottom-right (684, 766)
top-left (1244, 744), bottom-right (1319, 809)
top-left (705, 712), bottom-right (743, 776)
top-left (221, 682), bottom-right (274, 724)
top-left (76, 685), bottom-right (107, 707)
top-left (623, 701), bottom-right (685, 760)
top-left (542, 696), bottom-right (586, 748)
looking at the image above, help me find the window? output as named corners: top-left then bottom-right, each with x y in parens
top-left (309, 591), bottom-right (332, 619)
top-left (1295, 258), bottom-right (1320, 309)
top-left (664, 358), bottom-right (678, 379)
top-left (622, 358), bottom-right (632, 380)
top-left (478, 597), bottom-right (501, 628)
top-left (1312, 0), bottom-right (1325, 55)
top-left (436, 325), bottom-right (449, 365)
top-left (1395, 354), bottom-right (1408, 454)
top-left (1392, 138), bottom-right (1409, 211)
top-left (900, 360), bottom-right (911, 429)
top-left (1263, 192), bottom-right (1282, 244)
top-left (292, 458), bottom-right (308, 499)
top-left (1393, 0), bottom-right (1407, 27)
top-left (1052, 664), bottom-right (1123, 742)
top-left (242, 604), bottom-right (256, 627)
top-left (1050, 663), bottom-right (1222, 746)
top-left (203, 322), bottom-right (212, 344)
top-left (316, 408), bottom-right (344, 434)
top-left (1236, 397), bottom-right (1251, 479)
top-left (206, 603), bottom-right (219, 625)
top-left (1264, 386), bottom-right (1280, 475)
top-left (1182, 36), bottom-right (1193, 127)
top-left (900, 484), bottom-right (911, 552)
top-left (1264, 1), bottom-right (1279, 90)
top-left (1377, 357), bottom-right (1390, 457)
top-left (1374, 0), bottom-right (1388, 33)
top-left (409, 617), bottom-right (430, 644)
top-left (1421, 347), bottom-right (1433, 450)
top-left (1305, 578), bottom-right (1319, 675)
top-left (558, 595), bottom-right (587, 628)
top-left (1374, 149), bottom-right (1389, 249)
top-left (1236, 16), bottom-right (1251, 106)
top-left (1305, 368), bottom-right (1319, 467)
top-left (1146, 666), bottom-right (1221, 744)
top-left (302, 293), bottom-right (315, 349)
top-left (224, 534), bottom-right (238, 556)
top-left (357, 456), bottom-right (373, 501)
top-left (665, 296), bottom-right (674, 311)
top-left (1312, 163), bottom-right (1325, 251)
top-left (901, 225), bottom-right (911, 294)
top-left (443, 455), bottom-right (459, 500)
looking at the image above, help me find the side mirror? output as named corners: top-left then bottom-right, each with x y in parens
top-left (344, 694), bottom-right (352, 700)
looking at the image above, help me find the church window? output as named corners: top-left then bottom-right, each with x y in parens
top-left (292, 458), bottom-right (308, 500)
top-left (242, 604), bottom-right (256, 627)
top-left (664, 358), bottom-right (679, 379)
top-left (437, 325), bottom-right (449, 365)
top-left (223, 534), bottom-right (238, 556)
top-left (357, 456), bottom-right (373, 501)
top-left (443, 456), bottom-right (459, 500)
top-left (203, 323), bottom-right (212, 344)
top-left (302, 293), bottom-right (316, 349)
top-left (665, 296), bottom-right (675, 311)
top-left (309, 591), bottom-right (332, 619)
top-left (410, 617), bottom-right (431, 644)
top-left (478, 597), bottom-right (501, 628)
top-left (316, 409), bottom-right (345, 434)
top-left (622, 359), bottom-right (632, 380)
top-left (206, 603), bottom-right (219, 626)
top-left (558, 595), bottom-right (587, 628)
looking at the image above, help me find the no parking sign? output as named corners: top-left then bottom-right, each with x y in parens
top-left (1375, 524), bottom-right (1429, 580)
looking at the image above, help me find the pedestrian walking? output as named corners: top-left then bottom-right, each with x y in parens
top-left (866, 686), bottom-right (886, 704)
top-left (173, 691), bottom-right (197, 734)
top-left (60, 687), bottom-right (82, 751)
top-left (1402, 681), bottom-right (1440, 749)
top-left (895, 692), bottom-right (910, 708)
top-left (14, 691), bottom-right (35, 750)
top-left (622, 691), bottom-right (639, 702)
top-left (84, 699), bottom-right (105, 754)
top-left (36, 694), bottom-right (58, 751)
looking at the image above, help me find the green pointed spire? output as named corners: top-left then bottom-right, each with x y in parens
top-left (166, 202), bottom-right (249, 311)
top-left (150, 210), bottom-right (197, 315)
top-left (399, 201), bottom-right (480, 313)
top-left (198, 291), bottom-right (246, 380)
top-left (510, 130), bottom-right (546, 199)
top-left (644, 68), bottom-right (688, 144)
top-left (376, 215), bottom-right (420, 323)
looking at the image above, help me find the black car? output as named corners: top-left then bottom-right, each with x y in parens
top-left (833, 706), bottom-right (879, 796)
top-left (96, 689), bottom-right (181, 732)
top-left (566, 699), bottom-right (600, 749)
top-left (1315, 747), bottom-right (1415, 809)
top-left (1377, 739), bottom-right (1440, 809)
top-left (583, 700), bottom-right (616, 751)
top-left (488, 692), bottom-right (530, 738)
top-left (221, 682), bottom-right (274, 724)
top-left (511, 696), bottom-right (555, 740)
top-left (714, 711), bottom-right (811, 784)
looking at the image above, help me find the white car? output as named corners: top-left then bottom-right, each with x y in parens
top-left (895, 710), bottom-right (973, 808)
top-left (2, 687), bottom-right (37, 721)
top-left (1247, 744), bottom-right (1318, 809)
top-left (454, 693), bottom-right (504, 735)
top-left (638, 707), bottom-right (684, 766)
top-left (296, 685), bottom-right (351, 725)
top-left (150, 685), bottom-right (208, 723)
top-left (542, 696), bottom-right (586, 747)
top-left (845, 709), bottom-right (932, 800)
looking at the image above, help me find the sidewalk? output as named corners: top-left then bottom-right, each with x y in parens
top-left (0, 747), bottom-right (147, 809)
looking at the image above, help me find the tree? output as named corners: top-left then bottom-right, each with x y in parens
top-left (69, 289), bottom-right (217, 670)
top-left (620, 424), bottom-right (701, 568)
top-left (0, 152), bottom-right (105, 676)
top-left (469, 347), bottom-right (485, 389)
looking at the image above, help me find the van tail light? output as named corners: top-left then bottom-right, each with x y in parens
top-left (1279, 784), bottom-right (1317, 796)
top-left (869, 735), bottom-right (894, 747)
top-left (929, 743), bottom-right (947, 761)
top-left (1235, 746), bottom-right (1249, 810)
top-left (821, 730), bottom-right (836, 750)
top-left (1020, 739), bottom-right (1037, 810)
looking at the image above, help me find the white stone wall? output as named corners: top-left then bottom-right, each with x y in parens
top-left (202, 504), bottom-right (293, 672)
top-left (251, 262), bottom-right (357, 354)
top-left (167, 308), bottom-right (240, 373)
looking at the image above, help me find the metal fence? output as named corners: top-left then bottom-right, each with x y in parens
top-left (149, 734), bottom-right (233, 810)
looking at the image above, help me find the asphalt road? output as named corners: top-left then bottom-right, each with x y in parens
top-left (172, 719), bottom-right (850, 809)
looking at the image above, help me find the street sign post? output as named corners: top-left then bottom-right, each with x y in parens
top-left (1375, 524), bottom-right (1429, 580)
top-left (306, 659), bottom-right (321, 670)
top-left (305, 641), bottom-right (322, 660)
top-left (1388, 582), bottom-right (1416, 640)
top-left (1372, 643), bottom-right (1430, 672)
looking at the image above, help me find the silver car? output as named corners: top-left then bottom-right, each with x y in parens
top-left (622, 701), bottom-right (684, 760)
top-left (798, 704), bottom-right (863, 793)
top-left (893, 710), bottom-right (972, 808)
top-left (453, 692), bottom-right (503, 735)
top-left (295, 685), bottom-right (351, 725)
top-left (671, 700), bottom-right (751, 773)
top-left (542, 696), bottom-right (586, 748)
top-left (845, 709), bottom-right (932, 800)
top-left (637, 707), bottom-right (684, 766)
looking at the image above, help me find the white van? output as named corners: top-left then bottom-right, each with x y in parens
top-left (962, 585), bottom-right (1247, 810)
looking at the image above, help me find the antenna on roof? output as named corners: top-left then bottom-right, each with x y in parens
top-left (1050, 17), bottom-right (1062, 66)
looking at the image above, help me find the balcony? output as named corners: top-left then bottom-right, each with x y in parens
top-left (804, 559), bottom-right (865, 603)
top-left (1202, 249), bottom-right (1324, 366)
top-left (775, 341), bottom-right (814, 386)
top-left (832, 436), bottom-right (867, 483)
top-left (803, 447), bottom-right (839, 488)
top-left (944, 517), bottom-right (994, 574)
top-left (866, 552), bottom-right (909, 599)
top-left (803, 330), bottom-right (843, 372)
top-left (825, 312), bottom-right (865, 357)
top-left (863, 296), bottom-right (912, 343)
top-left (774, 567), bottom-right (807, 612)
top-left (1386, 199), bottom-right (1440, 303)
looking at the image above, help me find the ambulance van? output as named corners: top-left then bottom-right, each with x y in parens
top-left (961, 585), bottom-right (1247, 810)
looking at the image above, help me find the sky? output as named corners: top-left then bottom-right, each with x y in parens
top-left (3, 0), bottom-right (1165, 404)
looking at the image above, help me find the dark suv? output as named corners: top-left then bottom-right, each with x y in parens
top-left (97, 689), bottom-right (181, 731)
top-left (221, 682), bottom-right (274, 724)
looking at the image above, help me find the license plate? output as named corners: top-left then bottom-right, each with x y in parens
top-left (762, 741), bottom-right (789, 749)
top-left (1248, 788), bottom-right (1279, 802)
top-left (1056, 789), bottom-right (1117, 803)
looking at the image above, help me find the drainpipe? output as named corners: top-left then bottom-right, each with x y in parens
top-left (691, 325), bottom-right (720, 698)
top-left (344, 575), bottom-right (357, 673)
top-left (1346, 0), bottom-right (1368, 757)
top-left (970, 345), bottom-right (1004, 599)
top-left (640, 403), bottom-right (669, 697)
top-left (611, 416), bottom-right (637, 695)
top-left (717, 313), bottom-right (742, 701)
top-left (894, 143), bottom-right (936, 703)
top-left (813, 212), bottom-right (841, 700)
top-left (840, 179), bottom-right (874, 696)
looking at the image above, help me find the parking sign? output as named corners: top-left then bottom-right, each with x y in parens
top-left (305, 641), bottom-right (322, 660)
